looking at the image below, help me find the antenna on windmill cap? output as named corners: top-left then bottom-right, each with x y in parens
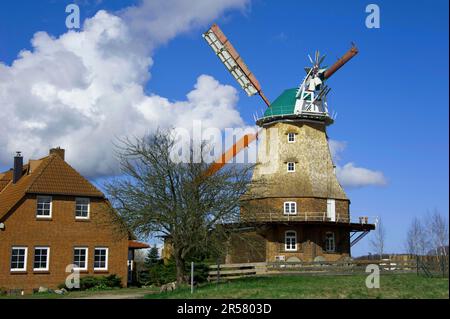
top-left (203, 23), bottom-right (271, 107)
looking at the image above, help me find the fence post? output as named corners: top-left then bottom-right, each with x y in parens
top-left (416, 255), bottom-right (419, 276)
top-left (216, 257), bottom-right (220, 284)
top-left (191, 262), bottom-right (194, 294)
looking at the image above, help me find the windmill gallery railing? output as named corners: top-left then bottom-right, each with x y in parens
top-left (243, 211), bottom-right (377, 225)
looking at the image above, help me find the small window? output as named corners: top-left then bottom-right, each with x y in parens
top-left (288, 133), bottom-right (296, 143)
top-left (34, 247), bottom-right (50, 271)
top-left (11, 247), bottom-right (27, 272)
top-left (325, 232), bottom-right (336, 252)
top-left (36, 196), bottom-right (52, 218)
top-left (94, 248), bottom-right (108, 271)
top-left (283, 202), bottom-right (297, 215)
top-left (75, 198), bottom-right (90, 219)
top-left (285, 231), bottom-right (297, 251)
top-left (74, 247), bottom-right (88, 271)
top-left (287, 162), bottom-right (295, 172)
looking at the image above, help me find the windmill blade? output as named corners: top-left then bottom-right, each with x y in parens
top-left (324, 44), bottom-right (359, 79)
top-left (203, 132), bottom-right (259, 177)
top-left (308, 54), bottom-right (314, 64)
top-left (203, 24), bottom-right (270, 107)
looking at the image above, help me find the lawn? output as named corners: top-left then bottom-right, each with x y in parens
top-left (146, 273), bottom-right (449, 299)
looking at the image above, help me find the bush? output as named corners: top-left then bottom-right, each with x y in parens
top-left (59, 274), bottom-right (122, 291)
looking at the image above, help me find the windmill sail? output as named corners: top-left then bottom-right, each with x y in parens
top-left (203, 24), bottom-right (271, 107)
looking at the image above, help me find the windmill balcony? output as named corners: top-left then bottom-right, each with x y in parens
top-left (240, 211), bottom-right (376, 229)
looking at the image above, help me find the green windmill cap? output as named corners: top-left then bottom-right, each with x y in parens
top-left (258, 87), bottom-right (333, 126)
top-left (263, 88), bottom-right (298, 117)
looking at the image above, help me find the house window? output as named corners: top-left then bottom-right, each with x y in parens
top-left (287, 162), bottom-right (295, 172)
top-left (74, 247), bottom-right (88, 271)
top-left (325, 232), bottom-right (336, 252)
top-left (288, 133), bottom-right (296, 143)
top-left (284, 202), bottom-right (297, 215)
top-left (11, 247), bottom-right (27, 272)
top-left (75, 198), bottom-right (90, 219)
top-left (285, 231), bottom-right (297, 251)
top-left (33, 247), bottom-right (50, 271)
top-left (36, 196), bottom-right (52, 218)
top-left (94, 248), bottom-right (108, 271)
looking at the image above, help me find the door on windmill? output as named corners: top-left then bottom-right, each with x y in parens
top-left (326, 199), bottom-right (336, 222)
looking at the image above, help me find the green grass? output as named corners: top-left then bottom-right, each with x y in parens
top-left (146, 273), bottom-right (449, 299)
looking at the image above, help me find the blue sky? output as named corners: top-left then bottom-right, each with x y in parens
top-left (0, 0), bottom-right (448, 256)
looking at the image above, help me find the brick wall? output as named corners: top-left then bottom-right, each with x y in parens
top-left (0, 194), bottom-right (129, 292)
top-left (226, 224), bottom-right (350, 263)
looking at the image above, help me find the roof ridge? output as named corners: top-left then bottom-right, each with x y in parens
top-left (24, 155), bottom-right (54, 193)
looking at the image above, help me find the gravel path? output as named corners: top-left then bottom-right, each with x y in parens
top-left (74, 289), bottom-right (157, 299)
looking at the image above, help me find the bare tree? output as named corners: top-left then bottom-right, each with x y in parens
top-left (405, 217), bottom-right (430, 256)
top-left (427, 210), bottom-right (449, 257)
top-left (370, 218), bottom-right (386, 259)
top-left (105, 129), bottom-right (261, 284)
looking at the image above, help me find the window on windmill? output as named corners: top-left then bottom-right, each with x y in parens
top-left (325, 232), bottom-right (336, 252)
top-left (285, 231), bottom-right (297, 251)
top-left (287, 133), bottom-right (296, 143)
top-left (284, 202), bottom-right (297, 215)
top-left (287, 162), bottom-right (295, 172)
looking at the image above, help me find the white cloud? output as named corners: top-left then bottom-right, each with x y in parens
top-left (328, 139), bottom-right (347, 161)
top-left (329, 139), bottom-right (387, 188)
top-left (336, 163), bottom-right (387, 188)
top-left (0, 0), bottom-right (249, 177)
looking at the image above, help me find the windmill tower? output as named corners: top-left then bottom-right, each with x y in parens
top-left (203, 24), bottom-right (374, 263)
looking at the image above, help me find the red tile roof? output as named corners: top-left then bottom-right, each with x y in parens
top-left (0, 153), bottom-right (104, 221)
top-left (128, 240), bottom-right (150, 249)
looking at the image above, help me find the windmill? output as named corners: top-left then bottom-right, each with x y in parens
top-left (203, 24), bottom-right (358, 175)
top-left (202, 24), bottom-right (374, 263)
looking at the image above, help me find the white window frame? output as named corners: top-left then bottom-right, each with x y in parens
top-left (283, 201), bottom-right (297, 215)
top-left (287, 133), bottom-right (296, 143)
top-left (73, 247), bottom-right (89, 271)
top-left (10, 247), bottom-right (28, 272)
top-left (287, 162), bottom-right (295, 172)
top-left (75, 197), bottom-right (90, 220)
top-left (325, 232), bottom-right (336, 252)
top-left (94, 247), bottom-right (109, 271)
top-left (285, 231), bottom-right (297, 251)
top-left (36, 196), bottom-right (52, 219)
top-left (33, 247), bottom-right (50, 271)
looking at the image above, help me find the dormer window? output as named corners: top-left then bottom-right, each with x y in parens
top-left (36, 196), bottom-right (52, 218)
top-left (75, 198), bottom-right (90, 219)
top-left (287, 133), bottom-right (296, 143)
top-left (287, 162), bottom-right (295, 172)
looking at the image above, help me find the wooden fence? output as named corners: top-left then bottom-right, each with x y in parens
top-left (207, 257), bottom-right (448, 281)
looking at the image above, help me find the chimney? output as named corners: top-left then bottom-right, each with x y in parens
top-left (13, 152), bottom-right (23, 184)
top-left (49, 147), bottom-right (65, 160)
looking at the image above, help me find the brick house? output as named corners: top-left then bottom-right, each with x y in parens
top-left (0, 148), bottom-right (148, 293)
